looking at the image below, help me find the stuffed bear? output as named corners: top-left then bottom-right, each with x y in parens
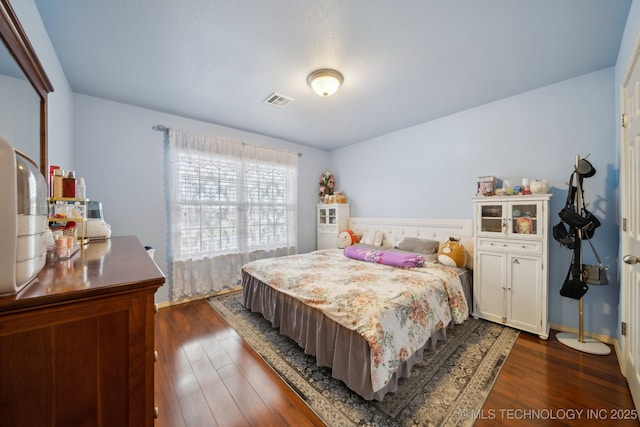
top-left (438, 237), bottom-right (467, 268)
top-left (515, 216), bottom-right (533, 234)
top-left (337, 230), bottom-right (360, 249)
top-left (530, 179), bottom-right (548, 194)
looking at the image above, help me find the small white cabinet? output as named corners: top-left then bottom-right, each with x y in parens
top-left (316, 203), bottom-right (350, 249)
top-left (472, 194), bottom-right (551, 339)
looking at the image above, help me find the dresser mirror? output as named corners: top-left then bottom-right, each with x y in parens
top-left (0, 0), bottom-right (53, 177)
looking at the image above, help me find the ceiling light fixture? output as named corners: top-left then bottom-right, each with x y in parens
top-left (307, 69), bottom-right (344, 97)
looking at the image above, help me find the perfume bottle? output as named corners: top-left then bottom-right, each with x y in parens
top-left (52, 169), bottom-right (63, 198)
top-left (76, 177), bottom-right (86, 200)
top-left (62, 170), bottom-right (76, 198)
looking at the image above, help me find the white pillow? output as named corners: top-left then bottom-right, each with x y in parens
top-left (373, 231), bottom-right (384, 246)
top-left (361, 230), bottom-right (384, 246)
top-left (360, 231), bottom-right (375, 245)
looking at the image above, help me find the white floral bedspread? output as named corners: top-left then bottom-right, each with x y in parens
top-left (242, 248), bottom-right (469, 393)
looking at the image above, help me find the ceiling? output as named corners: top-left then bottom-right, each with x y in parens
top-left (34, 0), bottom-right (631, 151)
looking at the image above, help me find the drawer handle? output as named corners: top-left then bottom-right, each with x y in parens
top-left (154, 304), bottom-right (159, 314)
top-left (154, 407), bottom-right (159, 418)
top-left (154, 350), bottom-right (158, 362)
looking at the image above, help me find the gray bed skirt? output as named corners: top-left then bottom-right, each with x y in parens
top-left (242, 271), bottom-right (454, 401)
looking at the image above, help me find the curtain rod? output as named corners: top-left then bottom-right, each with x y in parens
top-left (152, 124), bottom-right (302, 157)
top-left (152, 124), bottom-right (170, 132)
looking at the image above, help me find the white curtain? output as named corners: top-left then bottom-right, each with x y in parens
top-left (166, 129), bottom-right (298, 301)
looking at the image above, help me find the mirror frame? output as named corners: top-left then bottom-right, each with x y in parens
top-left (0, 0), bottom-right (53, 177)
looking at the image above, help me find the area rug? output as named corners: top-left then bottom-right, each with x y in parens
top-left (208, 291), bottom-right (519, 427)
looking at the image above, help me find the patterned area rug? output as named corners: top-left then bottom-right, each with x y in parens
top-left (208, 291), bottom-right (519, 427)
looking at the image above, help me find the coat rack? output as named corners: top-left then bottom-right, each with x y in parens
top-left (556, 155), bottom-right (610, 355)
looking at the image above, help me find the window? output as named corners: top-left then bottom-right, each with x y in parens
top-left (165, 129), bottom-right (297, 300)
top-left (175, 152), bottom-right (296, 259)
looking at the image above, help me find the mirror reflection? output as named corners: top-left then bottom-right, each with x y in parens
top-left (0, 39), bottom-right (40, 168)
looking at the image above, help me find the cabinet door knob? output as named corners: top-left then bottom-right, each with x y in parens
top-left (154, 406), bottom-right (159, 418)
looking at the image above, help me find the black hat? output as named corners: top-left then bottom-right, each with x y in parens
top-left (577, 159), bottom-right (596, 178)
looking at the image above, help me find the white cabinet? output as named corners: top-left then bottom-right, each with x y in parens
top-left (472, 195), bottom-right (551, 339)
top-left (317, 204), bottom-right (350, 249)
top-left (475, 198), bottom-right (545, 239)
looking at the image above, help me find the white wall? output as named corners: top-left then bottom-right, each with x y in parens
top-left (331, 68), bottom-right (619, 338)
top-left (73, 94), bottom-right (329, 302)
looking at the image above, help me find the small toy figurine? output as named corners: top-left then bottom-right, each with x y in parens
top-left (516, 217), bottom-right (533, 234)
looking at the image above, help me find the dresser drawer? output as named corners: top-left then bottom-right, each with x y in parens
top-left (476, 237), bottom-right (542, 254)
top-left (318, 225), bottom-right (338, 237)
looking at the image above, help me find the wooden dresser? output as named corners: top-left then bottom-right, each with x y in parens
top-left (0, 236), bottom-right (165, 426)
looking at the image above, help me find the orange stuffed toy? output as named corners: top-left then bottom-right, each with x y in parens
top-left (438, 237), bottom-right (467, 268)
top-left (338, 229), bottom-right (360, 249)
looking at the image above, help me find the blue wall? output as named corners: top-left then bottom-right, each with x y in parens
top-left (10, 1), bottom-right (331, 305)
top-left (11, 0), bottom-right (75, 169)
top-left (13, 0), bottom-right (640, 339)
top-left (72, 94), bottom-right (329, 302)
top-left (331, 68), bottom-right (619, 338)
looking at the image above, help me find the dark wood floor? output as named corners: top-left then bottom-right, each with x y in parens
top-left (154, 299), bottom-right (638, 426)
top-left (478, 332), bottom-right (638, 426)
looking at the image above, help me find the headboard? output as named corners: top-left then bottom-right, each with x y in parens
top-left (347, 217), bottom-right (474, 269)
top-left (347, 217), bottom-right (473, 248)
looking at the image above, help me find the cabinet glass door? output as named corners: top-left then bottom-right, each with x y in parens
top-left (319, 208), bottom-right (328, 225)
top-left (509, 202), bottom-right (540, 236)
top-left (327, 208), bottom-right (336, 224)
top-left (479, 203), bottom-right (504, 234)
top-left (318, 207), bottom-right (337, 225)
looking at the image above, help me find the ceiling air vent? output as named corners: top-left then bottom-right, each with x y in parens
top-left (264, 92), bottom-right (294, 108)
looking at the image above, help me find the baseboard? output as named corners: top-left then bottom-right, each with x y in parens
top-left (155, 300), bottom-right (173, 309)
top-left (614, 339), bottom-right (624, 372)
top-left (549, 322), bottom-right (616, 345)
top-left (155, 285), bottom-right (243, 310)
top-left (550, 323), bottom-right (624, 366)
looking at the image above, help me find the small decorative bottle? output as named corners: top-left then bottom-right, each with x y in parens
top-left (52, 169), bottom-right (63, 198)
top-left (76, 177), bottom-right (86, 200)
top-left (62, 170), bottom-right (76, 198)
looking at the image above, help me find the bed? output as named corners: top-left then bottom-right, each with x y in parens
top-left (242, 217), bottom-right (473, 401)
